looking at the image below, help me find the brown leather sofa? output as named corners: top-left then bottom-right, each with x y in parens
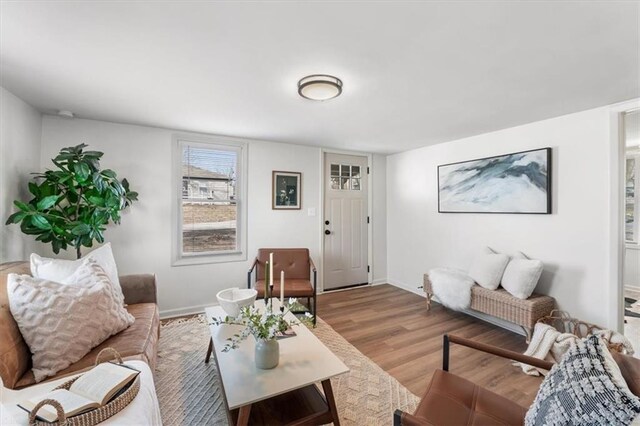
top-left (0, 261), bottom-right (160, 390)
top-left (394, 334), bottom-right (640, 425)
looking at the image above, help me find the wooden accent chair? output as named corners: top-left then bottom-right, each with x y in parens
top-left (394, 334), bottom-right (640, 426)
top-left (248, 248), bottom-right (317, 324)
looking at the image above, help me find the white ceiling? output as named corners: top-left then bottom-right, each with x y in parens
top-left (1, 1), bottom-right (638, 154)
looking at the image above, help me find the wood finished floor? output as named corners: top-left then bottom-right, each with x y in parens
top-left (316, 284), bottom-right (543, 407)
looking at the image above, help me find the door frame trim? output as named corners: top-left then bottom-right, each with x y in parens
top-left (609, 99), bottom-right (640, 332)
top-left (320, 149), bottom-right (373, 292)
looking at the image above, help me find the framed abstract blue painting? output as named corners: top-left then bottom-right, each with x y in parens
top-left (438, 148), bottom-right (552, 214)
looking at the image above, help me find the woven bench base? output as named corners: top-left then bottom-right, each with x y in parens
top-left (423, 274), bottom-right (555, 341)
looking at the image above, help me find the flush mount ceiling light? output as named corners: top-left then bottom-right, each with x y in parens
top-left (298, 74), bottom-right (343, 101)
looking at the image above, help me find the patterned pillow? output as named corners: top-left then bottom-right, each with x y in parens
top-left (526, 335), bottom-right (640, 426)
top-left (7, 259), bottom-right (134, 382)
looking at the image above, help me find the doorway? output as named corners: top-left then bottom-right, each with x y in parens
top-left (622, 109), bottom-right (640, 349)
top-left (323, 153), bottom-right (369, 290)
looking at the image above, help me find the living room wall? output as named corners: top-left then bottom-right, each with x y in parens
top-left (0, 87), bottom-right (42, 262)
top-left (38, 115), bottom-right (387, 316)
top-left (386, 105), bottom-right (618, 329)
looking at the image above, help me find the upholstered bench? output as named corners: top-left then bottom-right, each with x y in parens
top-left (423, 274), bottom-right (555, 341)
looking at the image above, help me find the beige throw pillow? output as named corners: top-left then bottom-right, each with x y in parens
top-left (7, 259), bottom-right (134, 382)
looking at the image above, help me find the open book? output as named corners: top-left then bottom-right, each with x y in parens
top-left (19, 362), bottom-right (139, 423)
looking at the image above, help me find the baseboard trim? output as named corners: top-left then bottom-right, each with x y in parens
top-left (386, 279), bottom-right (525, 337)
top-left (387, 278), bottom-right (426, 297)
top-left (371, 278), bottom-right (388, 286)
top-left (160, 302), bottom-right (216, 320)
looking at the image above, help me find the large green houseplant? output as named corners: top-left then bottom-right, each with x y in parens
top-left (5, 144), bottom-right (138, 258)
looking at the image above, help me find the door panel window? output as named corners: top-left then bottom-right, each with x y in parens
top-left (331, 163), bottom-right (362, 191)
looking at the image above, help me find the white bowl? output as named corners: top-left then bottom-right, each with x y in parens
top-left (216, 288), bottom-right (257, 317)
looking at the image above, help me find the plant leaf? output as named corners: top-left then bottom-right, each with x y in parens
top-left (71, 223), bottom-right (91, 236)
top-left (28, 182), bottom-right (40, 196)
top-left (36, 195), bottom-right (59, 211)
top-left (13, 200), bottom-right (32, 211)
top-left (5, 211), bottom-right (27, 225)
top-left (31, 215), bottom-right (51, 230)
top-left (102, 169), bottom-right (117, 179)
top-left (73, 163), bottom-right (91, 181)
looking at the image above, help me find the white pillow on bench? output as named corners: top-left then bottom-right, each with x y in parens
top-left (468, 247), bottom-right (510, 290)
top-left (501, 252), bottom-right (543, 300)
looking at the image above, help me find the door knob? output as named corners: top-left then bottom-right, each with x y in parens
top-left (324, 230), bottom-right (331, 235)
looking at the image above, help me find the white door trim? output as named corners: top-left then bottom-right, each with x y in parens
top-left (319, 148), bottom-right (373, 292)
top-left (609, 98), bottom-right (640, 332)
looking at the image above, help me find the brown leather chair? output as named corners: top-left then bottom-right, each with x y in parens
top-left (247, 248), bottom-right (317, 324)
top-left (394, 334), bottom-right (640, 426)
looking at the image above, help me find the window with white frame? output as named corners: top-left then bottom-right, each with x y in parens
top-left (174, 137), bottom-right (246, 264)
top-left (626, 154), bottom-right (639, 244)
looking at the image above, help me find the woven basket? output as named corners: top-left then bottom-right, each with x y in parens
top-left (29, 348), bottom-right (140, 426)
top-left (537, 309), bottom-right (626, 354)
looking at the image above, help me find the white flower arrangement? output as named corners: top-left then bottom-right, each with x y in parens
top-left (211, 298), bottom-right (314, 352)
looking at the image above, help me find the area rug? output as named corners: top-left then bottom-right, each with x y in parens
top-left (155, 315), bottom-right (419, 426)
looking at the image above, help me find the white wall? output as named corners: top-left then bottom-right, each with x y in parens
top-left (372, 154), bottom-right (387, 283)
top-left (39, 116), bottom-right (387, 316)
top-left (387, 106), bottom-right (615, 328)
top-left (0, 87), bottom-right (42, 262)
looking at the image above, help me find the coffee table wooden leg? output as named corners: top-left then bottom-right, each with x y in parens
top-left (236, 404), bottom-right (251, 426)
top-left (321, 379), bottom-right (340, 426)
top-left (205, 338), bottom-right (213, 364)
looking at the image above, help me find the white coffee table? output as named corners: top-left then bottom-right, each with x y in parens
top-left (205, 299), bottom-right (349, 426)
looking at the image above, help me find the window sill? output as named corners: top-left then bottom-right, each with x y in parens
top-left (172, 251), bottom-right (247, 266)
top-left (626, 243), bottom-right (640, 251)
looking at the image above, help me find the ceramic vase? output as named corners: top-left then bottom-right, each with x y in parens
top-left (255, 338), bottom-right (279, 369)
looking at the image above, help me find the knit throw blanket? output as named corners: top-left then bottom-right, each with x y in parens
top-left (516, 322), bottom-right (635, 376)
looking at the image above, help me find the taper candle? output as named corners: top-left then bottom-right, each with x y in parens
top-left (264, 261), bottom-right (269, 302)
top-left (269, 252), bottom-right (274, 295)
top-left (280, 270), bottom-right (284, 305)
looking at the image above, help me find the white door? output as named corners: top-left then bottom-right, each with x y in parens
top-left (323, 153), bottom-right (369, 290)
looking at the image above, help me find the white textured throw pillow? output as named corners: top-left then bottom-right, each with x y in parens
top-left (467, 247), bottom-right (510, 290)
top-left (30, 243), bottom-right (124, 304)
top-left (501, 252), bottom-right (544, 300)
top-left (7, 260), bottom-right (134, 382)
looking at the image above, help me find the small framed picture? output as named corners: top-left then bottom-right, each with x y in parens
top-left (272, 171), bottom-right (301, 210)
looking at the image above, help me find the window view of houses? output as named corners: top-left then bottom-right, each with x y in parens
top-left (182, 146), bottom-right (238, 253)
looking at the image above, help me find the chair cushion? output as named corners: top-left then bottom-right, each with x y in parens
top-left (255, 279), bottom-right (313, 298)
top-left (256, 248), bottom-right (310, 280)
top-left (412, 369), bottom-right (527, 425)
top-left (15, 303), bottom-right (159, 388)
